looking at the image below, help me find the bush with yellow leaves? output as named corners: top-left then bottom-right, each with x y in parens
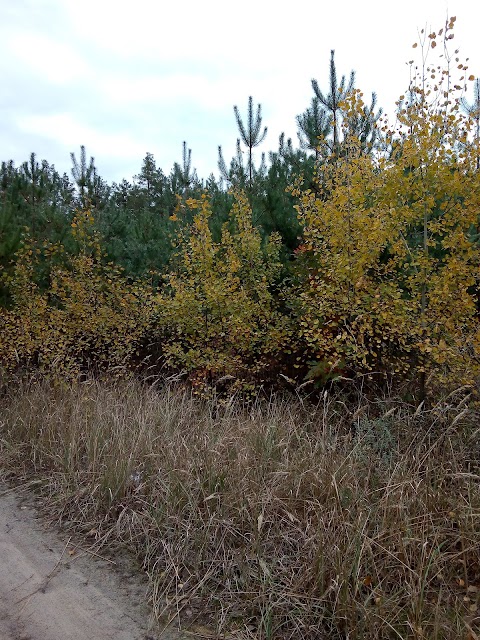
top-left (0, 210), bottom-right (153, 380)
top-left (154, 191), bottom-right (291, 391)
top-left (292, 19), bottom-right (480, 391)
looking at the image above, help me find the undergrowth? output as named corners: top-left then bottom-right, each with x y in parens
top-left (1, 377), bottom-right (480, 639)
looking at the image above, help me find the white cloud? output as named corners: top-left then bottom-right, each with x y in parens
top-left (99, 70), bottom-right (280, 113)
top-left (3, 31), bottom-right (90, 85)
top-left (15, 113), bottom-right (147, 159)
top-left (62, 0), bottom-right (296, 66)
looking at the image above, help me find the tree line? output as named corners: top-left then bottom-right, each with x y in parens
top-left (1, 25), bottom-right (480, 398)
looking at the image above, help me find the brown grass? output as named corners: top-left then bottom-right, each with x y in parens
top-left (1, 376), bottom-right (480, 639)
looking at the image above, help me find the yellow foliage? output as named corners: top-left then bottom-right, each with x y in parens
top-left (0, 210), bottom-right (154, 380)
top-left (154, 191), bottom-right (291, 390)
top-left (292, 24), bottom-right (480, 389)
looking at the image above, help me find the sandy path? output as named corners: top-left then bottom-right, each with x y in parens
top-left (0, 485), bottom-right (184, 640)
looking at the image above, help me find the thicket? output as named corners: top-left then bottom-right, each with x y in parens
top-left (1, 18), bottom-right (479, 397)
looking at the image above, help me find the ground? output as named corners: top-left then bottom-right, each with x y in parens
top-left (0, 483), bottom-right (185, 640)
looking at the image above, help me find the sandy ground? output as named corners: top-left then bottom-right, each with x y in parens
top-left (0, 484), bottom-right (185, 640)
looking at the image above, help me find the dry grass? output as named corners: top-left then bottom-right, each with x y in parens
top-left (1, 376), bottom-right (480, 639)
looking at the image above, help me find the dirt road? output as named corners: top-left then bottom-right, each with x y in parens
top-left (0, 484), bottom-right (183, 640)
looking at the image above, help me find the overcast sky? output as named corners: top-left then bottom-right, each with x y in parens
top-left (1, 0), bottom-right (479, 185)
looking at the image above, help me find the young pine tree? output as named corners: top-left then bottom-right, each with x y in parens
top-left (219, 96), bottom-right (267, 192)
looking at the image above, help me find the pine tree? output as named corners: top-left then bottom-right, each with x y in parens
top-left (306, 50), bottom-right (381, 159)
top-left (138, 152), bottom-right (157, 198)
top-left (218, 139), bottom-right (248, 189)
top-left (228, 96), bottom-right (268, 189)
top-left (70, 145), bottom-right (96, 208)
top-left (114, 179), bottom-right (132, 206)
top-left (20, 154), bottom-right (44, 222)
top-left (89, 166), bottom-right (110, 210)
top-left (172, 141), bottom-right (198, 195)
top-left (296, 97), bottom-right (332, 160)
top-left (132, 153), bottom-right (166, 210)
top-left (261, 135), bottom-right (305, 252)
top-left (311, 50), bottom-right (355, 156)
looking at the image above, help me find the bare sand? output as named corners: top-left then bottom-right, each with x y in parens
top-left (0, 484), bottom-right (185, 640)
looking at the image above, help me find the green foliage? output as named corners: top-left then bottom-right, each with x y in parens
top-left (89, 150), bottom-right (205, 278)
top-left (171, 141), bottom-right (199, 195)
top-left (0, 158), bottom-right (75, 304)
top-left (299, 49), bottom-right (382, 160)
top-left (354, 416), bottom-right (397, 465)
top-left (296, 97), bottom-right (332, 160)
top-left (219, 96), bottom-right (268, 191)
top-left (70, 145), bottom-right (110, 209)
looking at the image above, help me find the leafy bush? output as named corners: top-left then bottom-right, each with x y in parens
top-left (292, 25), bottom-right (480, 390)
top-left (154, 191), bottom-right (291, 391)
top-left (0, 210), bottom-right (153, 380)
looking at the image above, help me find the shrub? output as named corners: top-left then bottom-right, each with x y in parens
top-left (154, 191), bottom-right (291, 391)
top-left (0, 209), bottom-right (153, 380)
top-left (292, 21), bottom-right (480, 391)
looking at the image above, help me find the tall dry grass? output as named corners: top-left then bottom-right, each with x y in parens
top-left (1, 377), bottom-right (480, 639)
